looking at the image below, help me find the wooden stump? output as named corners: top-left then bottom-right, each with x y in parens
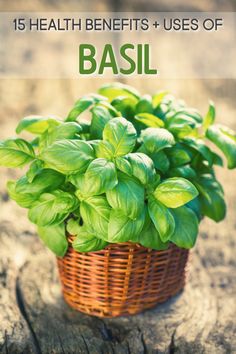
top-left (0, 207), bottom-right (236, 354)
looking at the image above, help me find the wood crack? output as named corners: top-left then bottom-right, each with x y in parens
top-left (5, 333), bottom-right (9, 354)
top-left (126, 341), bottom-right (131, 354)
top-left (137, 327), bottom-right (148, 354)
top-left (81, 334), bottom-right (89, 354)
top-left (0, 331), bottom-right (9, 354)
top-left (168, 330), bottom-right (176, 354)
top-left (15, 276), bottom-right (42, 354)
top-left (98, 319), bottom-right (115, 342)
top-left (56, 333), bottom-right (66, 354)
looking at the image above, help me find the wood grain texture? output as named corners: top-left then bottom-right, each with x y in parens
top-left (0, 223), bottom-right (37, 353)
top-left (0, 215), bottom-right (236, 353)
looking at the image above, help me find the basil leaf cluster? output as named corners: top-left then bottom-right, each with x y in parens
top-left (1, 83), bottom-right (235, 256)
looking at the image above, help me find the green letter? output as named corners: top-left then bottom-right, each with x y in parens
top-left (137, 44), bottom-right (143, 74)
top-left (144, 44), bottom-right (157, 75)
top-left (120, 44), bottom-right (136, 75)
top-left (79, 44), bottom-right (96, 74)
top-left (98, 44), bottom-right (118, 75)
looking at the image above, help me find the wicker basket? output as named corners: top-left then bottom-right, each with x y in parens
top-left (57, 235), bottom-right (189, 318)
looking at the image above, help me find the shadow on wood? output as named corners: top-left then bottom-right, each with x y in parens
top-left (0, 216), bottom-right (236, 353)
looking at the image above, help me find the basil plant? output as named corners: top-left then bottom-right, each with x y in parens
top-left (1, 83), bottom-right (235, 257)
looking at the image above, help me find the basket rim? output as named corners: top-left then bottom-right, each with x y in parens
top-left (65, 233), bottom-right (184, 257)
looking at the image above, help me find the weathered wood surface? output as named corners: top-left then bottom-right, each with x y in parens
top-left (0, 204), bottom-right (236, 354)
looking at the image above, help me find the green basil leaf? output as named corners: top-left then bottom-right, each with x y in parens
top-left (16, 116), bottom-right (60, 134)
top-left (169, 125), bottom-right (197, 139)
top-left (37, 223), bottom-right (68, 257)
top-left (146, 174), bottom-right (161, 195)
top-left (115, 156), bottom-right (133, 176)
top-left (140, 221), bottom-right (169, 250)
top-left (0, 138), bottom-right (35, 168)
top-left (154, 94), bottom-right (183, 119)
top-left (26, 160), bottom-right (44, 182)
top-left (154, 177), bottom-right (199, 208)
top-left (99, 83), bottom-right (140, 102)
top-left (79, 119), bottom-right (90, 134)
top-left (196, 174), bottom-right (224, 196)
top-left (150, 150), bottom-right (170, 173)
top-left (46, 122), bottom-right (82, 145)
top-left (29, 190), bottom-right (79, 226)
top-left (166, 146), bottom-right (191, 167)
top-left (16, 169), bottom-right (65, 195)
top-left (138, 144), bottom-right (170, 173)
top-left (111, 96), bottom-right (137, 118)
top-left (106, 172), bottom-right (144, 219)
top-left (190, 156), bottom-right (213, 175)
top-left (136, 94), bottom-right (153, 114)
top-left (170, 206), bottom-right (199, 249)
top-left (82, 158), bottom-right (118, 196)
top-left (7, 180), bottom-right (38, 208)
top-left (94, 140), bottom-right (115, 160)
top-left (212, 151), bottom-right (223, 167)
top-left (60, 181), bottom-right (76, 194)
top-left (195, 175), bottom-right (226, 222)
top-left (192, 182), bottom-right (211, 203)
top-left (30, 137), bottom-right (40, 148)
top-left (152, 91), bottom-right (168, 109)
top-left (134, 113), bottom-right (164, 128)
top-left (108, 209), bottom-right (145, 243)
top-left (141, 128), bottom-right (175, 153)
top-left (80, 196), bottom-right (111, 240)
top-left (199, 190), bottom-right (226, 222)
top-left (148, 197), bottom-right (175, 242)
top-left (116, 153), bottom-right (155, 185)
top-left (99, 101), bottom-right (120, 117)
top-left (206, 124), bottom-right (236, 169)
top-left (140, 205), bottom-right (152, 233)
top-left (90, 105), bottom-right (113, 139)
top-left (168, 165), bottom-right (197, 179)
top-left (203, 100), bottom-right (215, 132)
top-left (66, 218), bottom-right (81, 235)
top-left (183, 138), bottom-right (213, 166)
top-left (72, 225), bottom-right (108, 252)
top-left (165, 109), bottom-right (202, 139)
top-left (186, 197), bottom-right (202, 221)
top-left (103, 118), bottom-right (137, 157)
top-left (66, 94), bottom-right (106, 121)
top-left (167, 108), bottom-right (202, 126)
top-left (69, 173), bottom-right (85, 192)
top-left (41, 139), bottom-right (95, 174)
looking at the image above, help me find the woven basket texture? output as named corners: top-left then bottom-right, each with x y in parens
top-left (57, 235), bottom-right (189, 318)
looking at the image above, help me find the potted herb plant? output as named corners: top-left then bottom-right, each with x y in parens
top-left (0, 83), bottom-right (235, 317)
